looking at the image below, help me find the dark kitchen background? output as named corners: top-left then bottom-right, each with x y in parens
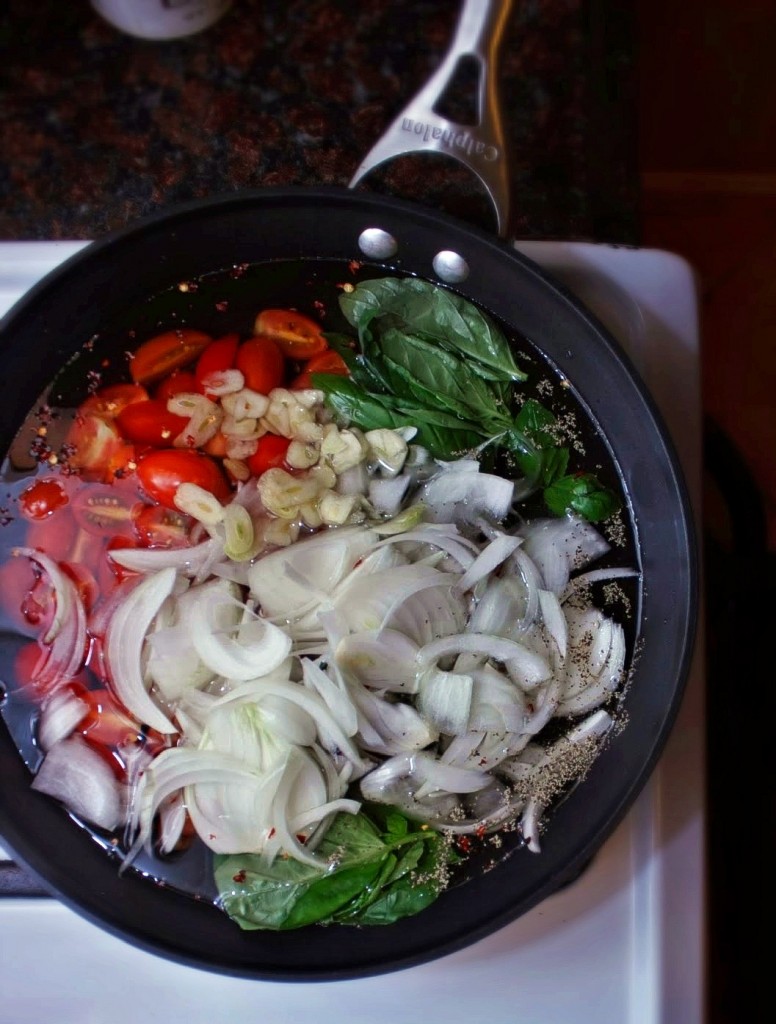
top-left (1, 1), bottom-right (773, 1019)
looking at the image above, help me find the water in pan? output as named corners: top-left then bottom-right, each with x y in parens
top-left (0, 258), bottom-right (639, 916)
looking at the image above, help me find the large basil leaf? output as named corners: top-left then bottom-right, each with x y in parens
top-left (214, 808), bottom-right (450, 931)
top-left (339, 277), bottom-right (526, 381)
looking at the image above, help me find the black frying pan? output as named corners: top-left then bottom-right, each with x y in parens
top-left (0, 186), bottom-right (696, 979)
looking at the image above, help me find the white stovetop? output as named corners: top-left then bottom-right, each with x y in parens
top-left (0, 241), bottom-right (705, 1024)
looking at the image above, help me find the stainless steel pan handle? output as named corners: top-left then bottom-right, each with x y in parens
top-left (349, 0), bottom-right (514, 237)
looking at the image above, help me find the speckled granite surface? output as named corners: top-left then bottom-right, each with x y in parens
top-left (0, 0), bottom-right (637, 243)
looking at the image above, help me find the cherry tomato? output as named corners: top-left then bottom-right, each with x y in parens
top-left (136, 450), bottom-right (230, 509)
top-left (246, 434), bottom-right (291, 477)
top-left (71, 482), bottom-right (140, 539)
top-left (254, 309), bottom-right (328, 359)
top-left (155, 370), bottom-right (198, 402)
top-left (18, 477), bottom-right (70, 520)
top-left (195, 333), bottom-right (240, 396)
top-left (115, 399), bottom-right (189, 448)
top-left (132, 504), bottom-right (191, 548)
top-left (235, 335), bottom-right (285, 394)
top-left (79, 383), bottom-right (149, 421)
top-left (66, 414), bottom-right (136, 483)
top-left (291, 349), bottom-right (350, 389)
top-left (129, 329), bottom-right (212, 386)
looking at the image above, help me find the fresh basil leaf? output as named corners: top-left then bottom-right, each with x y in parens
top-left (353, 833), bottom-right (448, 926)
top-left (339, 277), bottom-right (526, 381)
top-left (544, 473), bottom-right (620, 522)
top-left (515, 398), bottom-right (558, 447)
top-left (312, 375), bottom-right (407, 431)
top-left (214, 808), bottom-right (453, 931)
top-left (379, 328), bottom-right (503, 422)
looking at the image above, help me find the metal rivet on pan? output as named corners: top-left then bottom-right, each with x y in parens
top-left (432, 250), bottom-right (470, 283)
top-left (357, 228), bottom-right (398, 260)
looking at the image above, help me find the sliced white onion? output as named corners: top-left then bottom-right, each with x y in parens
top-left (561, 566), bottom-right (639, 603)
top-left (335, 629), bottom-right (420, 693)
top-left (335, 564), bottom-right (457, 635)
top-left (417, 632), bottom-right (546, 671)
top-left (248, 525), bottom-right (378, 619)
top-left (105, 567), bottom-right (179, 734)
top-left (521, 797), bottom-right (544, 852)
top-left (37, 688), bottom-right (89, 753)
top-left (13, 548), bottom-right (88, 691)
top-left (421, 466), bottom-right (514, 524)
top-left (368, 474), bottom-right (412, 515)
top-left (351, 684), bottom-right (437, 756)
top-left (519, 516), bottom-right (610, 593)
top-left (454, 533), bottom-right (522, 594)
top-left (416, 666), bottom-right (473, 735)
top-left (538, 588), bottom-right (567, 661)
top-left (32, 735), bottom-right (124, 831)
top-left (187, 581), bottom-right (291, 681)
top-left (503, 642), bottom-right (553, 691)
top-left (108, 538), bottom-right (222, 576)
top-left (37, 688), bottom-right (89, 751)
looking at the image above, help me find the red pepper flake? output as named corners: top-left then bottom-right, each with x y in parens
top-left (215, 300), bottom-right (229, 312)
top-left (348, 260), bottom-right (362, 274)
top-left (232, 869), bottom-right (247, 883)
top-left (209, 833), bottom-right (217, 840)
top-left (475, 825), bottom-right (487, 839)
top-left (296, 834), bottom-right (308, 844)
top-left (457, 836), bottom-right (472, 853)
top-left (268, 827), bottom-right (276, 839)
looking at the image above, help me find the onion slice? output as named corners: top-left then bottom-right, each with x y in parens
top-left (13, 547), bottom-right (88, 690)
top-left (32, 736), bottom-right (124, 831)
top-left (105, 567), bottom-right (179, 734)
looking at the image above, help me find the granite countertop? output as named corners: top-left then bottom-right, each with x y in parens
top-left (0, 0), bottom-right (637, 243)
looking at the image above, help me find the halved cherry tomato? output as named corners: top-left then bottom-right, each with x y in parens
top-left (68, 384), bottom-right (147, 481)
top-left (195, 333), bottom-right (240, 396)
top-left (129, 329), bottom-right (212, 386)
top-left (155, 370), bottom-right (198, 402)
top-left (254, 309), bottom-right (328, 359)
top-left (136, 449), bottom-right (230, 509)
top-left (235, 335), bottom-right (285, 394)
top-left (71, 482), bottom-right (140, 539)
top-left (115, 399), bottom-right (189, 448)
top-left (18, 477), bottom-right (70, 520)
top-left (291, 349), bottom-right (350, 389)
top-left (79, 383), bottom-right (149, 421)
top-left (246, 434), bottom-right (291, 477)
top-left (66, 414), bottom-right (136, 483)
top-left (132, 504), bottom-right (191, 548)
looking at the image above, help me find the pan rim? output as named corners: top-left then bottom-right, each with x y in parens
top-left (0, 185), bottom-right (698, 980)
